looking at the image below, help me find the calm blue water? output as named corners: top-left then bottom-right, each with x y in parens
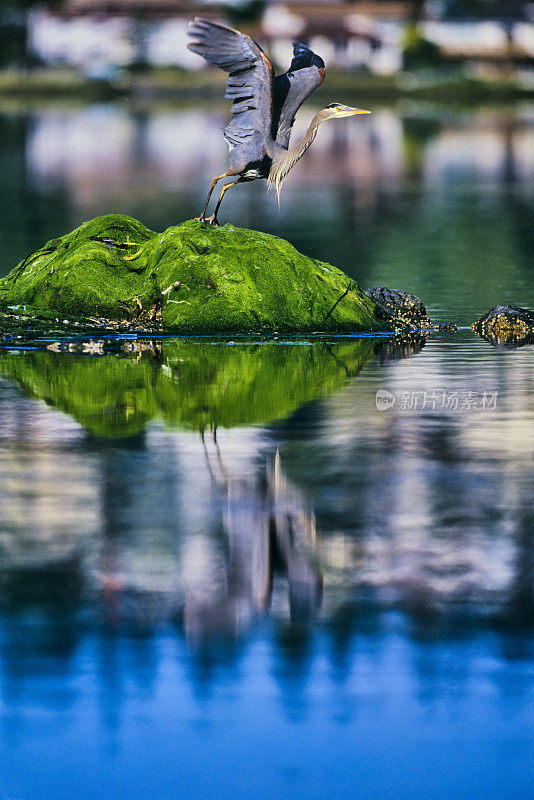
top-left (0, 101), bottom-right (533, 799)
top-left (1, 625), bottom-right (531, 800)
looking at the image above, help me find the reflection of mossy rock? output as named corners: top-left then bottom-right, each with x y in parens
top-left (0, 339), bottom-right (377, 437)
top-left (0, 215), bottom-right (391, 334)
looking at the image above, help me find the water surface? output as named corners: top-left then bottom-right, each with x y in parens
top-left (0, 332), bottom-right (532, 799)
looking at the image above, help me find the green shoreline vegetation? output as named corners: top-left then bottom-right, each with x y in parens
top-left (0, 67), bottom-right (533, 107)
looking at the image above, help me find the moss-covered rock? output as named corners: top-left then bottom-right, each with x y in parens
top-left (0, 215), bottom-right (392, 334)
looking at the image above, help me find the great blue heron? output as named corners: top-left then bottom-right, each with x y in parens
top-left (187, 17), bottom-right (370, 225)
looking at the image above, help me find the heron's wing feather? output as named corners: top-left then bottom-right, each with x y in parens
top-left (188, 18), bottom-right (273, 151)
top-left (273, 42), bottom-right (325, 149)
top-left (288, 42), bottom-right (321, 72)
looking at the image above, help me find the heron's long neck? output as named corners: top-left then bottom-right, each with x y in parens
top-left (268, 114), bottom-right (322, 202)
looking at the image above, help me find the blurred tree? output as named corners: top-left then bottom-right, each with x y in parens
top-left (402, 0), bottom-right (445, 70)
top-left (223, 0), bottom-right (266, 25)
top-left (0, 0), bottom-right (45, 67)
top-left (402, 23), bottom-right (445, 70)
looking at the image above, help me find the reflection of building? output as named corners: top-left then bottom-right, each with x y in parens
top-left (23, 106), bottom-right (534, 210)
top-left (310, 337), bottom-right (534, 622)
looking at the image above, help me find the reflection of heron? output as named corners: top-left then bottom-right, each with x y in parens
top-left (184, 438), bottom-right (322, 646)
top-left (188, 18), bottom-right (370, 225)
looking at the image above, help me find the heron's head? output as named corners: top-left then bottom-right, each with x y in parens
top-left (320, 103), bottom-right (371, 121)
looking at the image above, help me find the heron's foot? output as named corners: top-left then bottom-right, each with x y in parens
top-left (194, 214), bottom-right (220, 227)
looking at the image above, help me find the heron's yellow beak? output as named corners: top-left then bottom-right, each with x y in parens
top-left (340, 106), bottom-right (371, 116)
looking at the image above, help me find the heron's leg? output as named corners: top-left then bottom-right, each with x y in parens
top-left (206, 180), bottom-right (240, 227)
top-left (196, 171), bottom-right (232, 222)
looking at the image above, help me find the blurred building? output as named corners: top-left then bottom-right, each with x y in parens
top-left (24, 1), bottom-right (534, 75)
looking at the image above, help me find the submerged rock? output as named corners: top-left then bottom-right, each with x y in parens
top-left (471, 305), bottom-right (534, 345)
top-left (0, 215), bottom-right (393, 334)
top-left (365, 287), bottom-right (432, 330)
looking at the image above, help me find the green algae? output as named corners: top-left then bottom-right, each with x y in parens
top-left (0, 339), bottom-right (377, 437)
top-left (0, 215), bottom-right (391, 334)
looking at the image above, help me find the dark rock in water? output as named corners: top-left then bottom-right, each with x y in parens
top-left (0, 214), bottom-right (393, 335)
top-left (434, 322), bottom-right (459, 333)
top-left (471, 305), bottom-right (534, 345)
top-left (365, 288), bottom-right (462, 333)
top-left (365, 287), bottom-right (432, 330)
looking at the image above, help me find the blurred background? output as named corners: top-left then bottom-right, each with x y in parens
top-left (1, 0), bottom-right (534, 91)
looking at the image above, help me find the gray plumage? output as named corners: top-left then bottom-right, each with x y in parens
top-left (187, 17), bottom-right (370, 224)
top-left (188, 17), bottom-right (272, 170)
top-left (272, 44), bottom-right (325, 149)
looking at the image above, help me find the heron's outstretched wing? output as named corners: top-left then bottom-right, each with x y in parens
top-left (188, 18), bottom-right (274, 153)
top-left (272, 43), bottom-right (325, 149)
